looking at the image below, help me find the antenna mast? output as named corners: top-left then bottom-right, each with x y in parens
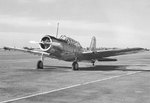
top-left (56, 22), bottom-right (59, 38)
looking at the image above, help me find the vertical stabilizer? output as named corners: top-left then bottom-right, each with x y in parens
top-left (89, 36), bottom-right (96, 51)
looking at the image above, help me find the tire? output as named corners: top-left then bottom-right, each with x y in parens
top-left (72, 62), bottom-right (79, 71)
top-left (37, 60), bottom-right (43, 69)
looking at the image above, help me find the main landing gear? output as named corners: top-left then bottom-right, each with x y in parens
top-left (37, 60), bottom-right (43, 69)
top-left (72, 61), bottom-right (79, 71)
top-left (37, 54), bottom-right (44, 69)
top-left (72, 57), bottom-right (79, 71)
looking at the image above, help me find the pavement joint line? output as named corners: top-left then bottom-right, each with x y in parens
top-left (0, 71), bottom-right (141, 103)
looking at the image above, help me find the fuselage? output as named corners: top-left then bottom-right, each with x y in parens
top-left (39, 35), bottom-right (84, 61)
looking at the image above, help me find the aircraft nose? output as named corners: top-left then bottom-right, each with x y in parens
top-left (39, 35), bottom-right (52, 51)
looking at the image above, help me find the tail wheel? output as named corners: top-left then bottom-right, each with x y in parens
top-left (72, 62), bottom-right (79, 70)
top-left (92, 62), bottom-right (95, 66)
top-left (37, 60), bottom-right (43, 69)
top-left (91, 60), bottom-right (95, 66)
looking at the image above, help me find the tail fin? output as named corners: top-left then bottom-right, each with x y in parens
top-left (89, 36), bottom-right (96, 51)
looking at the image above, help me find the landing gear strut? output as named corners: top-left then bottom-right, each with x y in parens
top-left (37, 54), bottom-right (44, 69)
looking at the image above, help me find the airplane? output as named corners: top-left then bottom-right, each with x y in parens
top-left (3, 34), bottom-right (148, 70)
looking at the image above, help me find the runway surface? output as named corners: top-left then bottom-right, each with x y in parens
top-left (0, 49), bottom-right (150, 103)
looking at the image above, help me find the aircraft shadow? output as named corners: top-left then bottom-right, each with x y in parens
top-left (17, 65), bottom-right (150, 72)
top-left (78, 65), bottom-right (125, 71)
top-left (44, 65), bottom-right (150, 72)
top-left (78, 65), bottom-right (150, 72)
top-left (17, 66), bottom-right (71, 73)
top-left (44, 65), bottom-right (71, 69)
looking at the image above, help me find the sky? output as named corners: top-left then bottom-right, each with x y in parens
top-left (0, 0), bottom-right (150, 48)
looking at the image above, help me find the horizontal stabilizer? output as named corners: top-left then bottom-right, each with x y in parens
top-left (97, 58), bottom-right (117, 61)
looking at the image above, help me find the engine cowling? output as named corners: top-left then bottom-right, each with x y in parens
top-left (39, 35), bottom-right (52, 51)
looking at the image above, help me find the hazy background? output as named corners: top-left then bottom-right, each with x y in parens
top-left (0, 0), bottom-right (150, 48)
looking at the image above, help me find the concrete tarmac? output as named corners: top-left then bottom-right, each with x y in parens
top-left (0, 50), bottom-right (150, 103)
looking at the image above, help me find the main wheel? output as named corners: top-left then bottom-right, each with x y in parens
top-left (37, 60), bottom-right (43, 69)
top-left (72, 62), bottom-right (79, 70)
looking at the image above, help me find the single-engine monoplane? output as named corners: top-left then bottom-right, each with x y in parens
top-left (3, 34), bottom-right (147, 70)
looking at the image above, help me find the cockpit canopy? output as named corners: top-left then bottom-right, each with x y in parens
top-left (60, 35), bottom-right (82, 48)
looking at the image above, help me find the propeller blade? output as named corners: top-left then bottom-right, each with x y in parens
top-left (29, 41), bottom-right (61, 47)
top-left (29, 41), bottom-right (42, 44)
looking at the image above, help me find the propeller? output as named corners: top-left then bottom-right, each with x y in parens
top-left (29, 41), bottom-right (61, 47)
top-left (29, 41), bottom-right (53, 44)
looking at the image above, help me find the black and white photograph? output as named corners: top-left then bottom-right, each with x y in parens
top-left (0, 0), bottom-right (150, 103)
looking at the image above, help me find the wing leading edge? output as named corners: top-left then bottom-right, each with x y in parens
top-left (3, 46), bottom-right (50, 57)
top-left (81, 48), bottom-right (147, 60)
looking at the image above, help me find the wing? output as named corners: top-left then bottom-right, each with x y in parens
top-left (3, 46), bottom-right (50, 57)
top-left (81, 48), bottom-right (147, 60)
